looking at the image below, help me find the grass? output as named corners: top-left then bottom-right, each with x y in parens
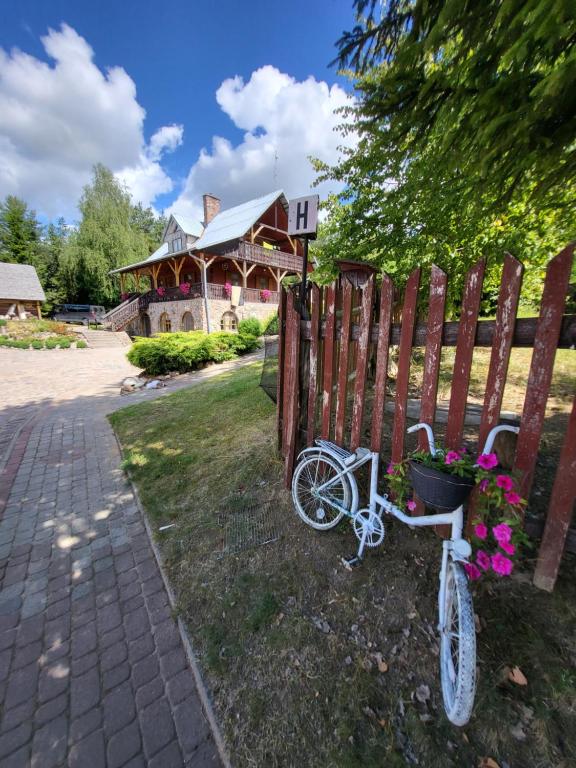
top-left (111, 361), bottom-right (576, 768)
top-left (0, 318), bottom-right (84, 349)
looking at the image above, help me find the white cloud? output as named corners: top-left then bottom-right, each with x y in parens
top-left (167, 65), bottom-right (356, 221)
top-left (0, 24), bottom-right (179, 217)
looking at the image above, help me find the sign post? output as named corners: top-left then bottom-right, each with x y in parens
top-left (288, 194), bottom-right (319, 319)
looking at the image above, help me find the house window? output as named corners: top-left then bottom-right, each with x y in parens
top-left (221, 311), bottom-right (238, 331)
top-left (259, 277), bottom-right (268, 290)
top-left (230, 272), bottom-right (241, 286)
top-left (181, 312), bottom-right (194, 331)
top-left (172, 237), bottom-right (182, 252)
top-left (159, 312), bottom-right (172, 333)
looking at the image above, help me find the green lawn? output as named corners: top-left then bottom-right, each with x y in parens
top-left (110, 363), bottom-right (576, 768)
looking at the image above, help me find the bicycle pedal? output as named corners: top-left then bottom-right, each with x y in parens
top-left (341, 555), bottom-right (362, 571)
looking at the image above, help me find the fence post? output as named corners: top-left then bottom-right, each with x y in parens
top-left (276, 287), bottom-right (287, 451)
top-left (321, 284), bottom-right (337, 439)
top-left (445, 258), bottom-right (486, 449)
top-left (514, 244), bottom-right (575, 506)
top-left (335, 281), bottom-right (354, 445)
top-left (306, 284), bottom-right (321, 446)
top-left (370, 275), bottom-right (394, 453)
top-left (391, 269), bottom-right (421, 463)
top-left (283, 289), bottom-right (301, 487)
top-left (533, 393), bottom-right (576, 591)
top-left (350, 273), bottom-right (376, 450)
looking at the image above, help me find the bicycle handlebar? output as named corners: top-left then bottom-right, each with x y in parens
top-left (406, 421), bottom-right (519, 460)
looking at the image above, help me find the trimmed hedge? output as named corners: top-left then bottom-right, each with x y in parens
top-left (262, 313), bottom-right (279, 335)
top-left (127, 330), bottom-right (261, 375)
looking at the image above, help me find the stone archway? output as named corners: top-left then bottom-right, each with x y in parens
top-left (159, 312), bottom-right (172, 333)
top-left (220, 311), bottom-right (238, 331)
top-left (181, 312), bottom-right (194, 331)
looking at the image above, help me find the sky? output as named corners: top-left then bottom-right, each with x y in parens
top-left (0, 0), bottom-right (358, 224)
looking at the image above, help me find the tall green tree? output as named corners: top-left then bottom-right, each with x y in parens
top-left (313, 0), bottom-right (576, 310)
top-left (130, 203), bottom-right (167, 254)
top-left (61, 165), bottom-right (150, 306)
top-left (0, 196), bottom-right (42, 265)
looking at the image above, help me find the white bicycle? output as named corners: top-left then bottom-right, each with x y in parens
top-left (291, 422), bottom-right (519, 726)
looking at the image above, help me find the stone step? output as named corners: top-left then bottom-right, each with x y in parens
top-left (77, 330), bottom-right (132, 348)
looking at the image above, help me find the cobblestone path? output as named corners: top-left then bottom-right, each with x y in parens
top-left (0, 348), bottom-right (225, 767)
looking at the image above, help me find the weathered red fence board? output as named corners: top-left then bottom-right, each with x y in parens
top-left (446, 259), bottom-right (486, 449)
top-left (391, 269), bottom-right (421, 463)
top-left (350, 274), bottom-right (376, 451)
top-left (478, 254), bottom-right (524, 450)
top-left (415, 266), bottom-right (448, 515)
top-left (306, 284), bottom-right (321, 446)
top-left (533, 393), bottom-right (576, 591)
top-left (370, 275), bottom-right (394, 453)
top-left (321, 285), bottom-right (337, 440)
top-left (514, 243), bottom-right (575, 503)
top-left (335, 281), bottom-right (353, 445)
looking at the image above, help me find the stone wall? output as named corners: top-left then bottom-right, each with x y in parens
top-left (144, 298), bottom-right (277, 334)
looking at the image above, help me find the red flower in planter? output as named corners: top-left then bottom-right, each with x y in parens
top-left (224, 282), bottom-right (232, 298)
top-left (156, 287), bottom-right (166, 297)
top-left (179, 282), bottom-right (191, 295)
top-left (261, 289), bottom-right (271, 302)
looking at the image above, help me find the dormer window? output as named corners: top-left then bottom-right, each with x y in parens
top-left (172, 237), bottom-right (182, 252)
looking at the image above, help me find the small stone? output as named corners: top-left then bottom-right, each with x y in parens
top-left (510, 722), bottom-right (526, 741)
top-left (344, 656), bottom-right (352, 666)
top-left (415, 684), bottom-right (430, 703)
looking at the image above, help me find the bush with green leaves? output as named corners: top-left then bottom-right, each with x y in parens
top-left (262, 313), bottom-right (278, 335)
top-left (76, 340), bottom-right (88, 349)
top-left (58, 338), bottom-right (71, 349)
top-left (238, 317), bottom-right (262, 337)
top-left (44, 337), bottom-right (60, 349)
top-left (31, 339), bottom-right (44, 350)
top-left (0, 318), bottom-right (6, 327)
top-left (127, 330), bottom-right (260, 375)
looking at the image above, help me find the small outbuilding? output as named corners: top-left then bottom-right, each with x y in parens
top-left (0, 262), bottom-right (46, 319)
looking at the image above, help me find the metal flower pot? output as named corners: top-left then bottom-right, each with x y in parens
top-left (409, 461), bottom-right (475, 511)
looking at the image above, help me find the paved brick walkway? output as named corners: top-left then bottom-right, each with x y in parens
top-left (0, 348), bottom-right (227, 767)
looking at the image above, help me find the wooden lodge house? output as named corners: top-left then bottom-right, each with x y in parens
top-left (107, 190), bottom-right (305, 335)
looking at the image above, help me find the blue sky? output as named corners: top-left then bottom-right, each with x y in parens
top-left (0, 0), bottom-right (357, 221)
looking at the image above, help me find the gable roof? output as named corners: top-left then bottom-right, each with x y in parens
top-left (193, 189), bottom-right (287, 251)
top-left (0, 262), bottom-right (46, 302)
top-left (162, 213), bottom-right (204, 241)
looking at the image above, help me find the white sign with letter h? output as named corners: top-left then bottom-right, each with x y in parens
top-left (288, 195), bottom-right (319, 237)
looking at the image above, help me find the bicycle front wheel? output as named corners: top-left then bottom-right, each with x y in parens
top-left (291, 454), bottom-right (350, 530)
top-left (440, 561), bottom-right (476, 726)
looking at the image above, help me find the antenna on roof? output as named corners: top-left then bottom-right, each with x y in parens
top-left (273, 148), bottom-right (278, 183)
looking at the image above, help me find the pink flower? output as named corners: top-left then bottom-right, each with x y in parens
top-left (479, 478), bottom-right (489, 493)
top-left (491, 552), bottom-right (513, 576)
top-left (492, 523), bottom-right (512, 545)
top-left (505, 491), bottom-right (522, 506)
top-left (406, 500), bottom-right (417, 512)
top-left (476, 550), bottom-right (491, 571)
top-left (445, 451), bottom-right (461, 465)
top-left (496, 474), bottom-right (514, 491)
top-left (386, 463), bottom-right (395, 475)
top-left (464, 563), bottom-right (482, 581)
top-left (473, 522), bottom-right (488, 540)
top-left (500, 540), bottom-right (516, 556)
top-left (477, 453), bottom-right (498, 470)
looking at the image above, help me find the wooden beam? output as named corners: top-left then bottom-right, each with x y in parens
top-left (134, 271), bottom-right (141, 292)
top-left (36, 301), bottom-right (41, 319)
top-left (120, 273), bottom-right (126, 293)
top-left (299, 314), bottom-right (576, 349)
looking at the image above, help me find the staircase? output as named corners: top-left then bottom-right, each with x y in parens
top-left (79, 329), bottom-right (132, 348)
top-left (103, 293), bottom-right (150, 331)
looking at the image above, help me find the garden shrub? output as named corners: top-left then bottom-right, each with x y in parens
top-left (58, 338), bottom-right (71, 349)
top-left (238, 317), bottom-right (262, 337)
top-left (31, 339), bottom-right (44, 350)
top-left (262, 313), bottom-right (278, 335)
top-left (45, 337), bottom-right (60, 349)
top-left (127, 330), bottom-right (260, 375)
top-left (76, 340), bottom-right (88, 349)
top-left (0, 318), bottom-right (6, 327)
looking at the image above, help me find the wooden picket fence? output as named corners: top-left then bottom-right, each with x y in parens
top-left (277, 244), bottom-right (576, 592)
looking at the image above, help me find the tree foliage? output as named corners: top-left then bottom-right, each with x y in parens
top-left (313, 0), bottom-right (576, 311)
top-left (60, 165), bottom-right (153, 306)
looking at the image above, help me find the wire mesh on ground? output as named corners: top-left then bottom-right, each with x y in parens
top-left (260, 337), bottom-right (278, 403)
top-left (218, 495), bottom-right (282, 555)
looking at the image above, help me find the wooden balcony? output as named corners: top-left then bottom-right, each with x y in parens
top-left (226, 241), bottom-right (303, 273)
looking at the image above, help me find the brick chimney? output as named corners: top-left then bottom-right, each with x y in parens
top-left (203, 194), bottom-right (221, 226)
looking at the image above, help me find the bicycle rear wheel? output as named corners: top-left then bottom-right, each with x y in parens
top-left (440, 561), bottom-right (476, 726)
top-left (291, 454), bottom-right (350, 530)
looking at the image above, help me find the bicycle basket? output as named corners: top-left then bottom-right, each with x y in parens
top-left (409, 461), bottom-right (475, 511)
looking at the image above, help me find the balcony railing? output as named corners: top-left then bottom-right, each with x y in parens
top-left (144, 283), bottom-right (280, 305)
top-left (226, 241), bottom-right (303, 273)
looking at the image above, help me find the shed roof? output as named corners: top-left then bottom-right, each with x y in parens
top-left (193, 190), bottom-right (287, 251)
top-left (0, 262), bottom-right (46, 301)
